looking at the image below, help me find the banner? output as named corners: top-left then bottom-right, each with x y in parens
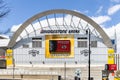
top-left (108, 48), bottom-right (114, 64)
top-left (6, 49), bottom-right (13, 66)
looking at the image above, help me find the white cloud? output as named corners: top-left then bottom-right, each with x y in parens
top-left (91, 16), bottom-right (111, 25)
top-left (11, 24), bottom-right (21, 32)
top-left (103, 23), bottom-right (120, 53)
top-left (111, 0), bottom-right (120, 3)
top-left (74, 10), bottom-right (89, 14)
top-left (96, 6), bottom-right (103, 14)
top-left (108, 4), bottom-right (120, 15)
top-left (83, 10), bottom-right (89, 14)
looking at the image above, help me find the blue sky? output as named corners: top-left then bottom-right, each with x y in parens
top-left (1, 0), bottom-right (120, 52)
top-left (0, 0), bottom-right (120, 33)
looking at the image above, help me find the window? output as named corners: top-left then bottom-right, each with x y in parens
top-left (23, 44), bottom-right (29, 48)
top-left (91, 41), bottom-right (97, 47)
top-left (77, 37), bottom-right (87, 48)
top-left (78, 41), bottom-right (87, 47)
top-left (32, 38), bottom-right (42, 48)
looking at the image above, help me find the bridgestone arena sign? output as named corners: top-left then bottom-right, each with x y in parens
top-left (41, 30), bottom-right (80, 34)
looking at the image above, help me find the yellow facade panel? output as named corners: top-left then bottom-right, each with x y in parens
top-left (45, 34), bottom-right (74, 58)
top-left (6, 49), bottom-right (13, 66)
top-left (108, 48), bottom-right (115, 64)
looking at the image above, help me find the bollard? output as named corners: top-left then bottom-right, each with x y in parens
top-left (74, 76), bottom-right (77, 80)
top-left (78, 77), bottom-right (81, 80)
top-left (58, 75), bottom-right (61, 80)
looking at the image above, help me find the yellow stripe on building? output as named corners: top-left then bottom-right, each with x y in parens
top-left (6, 49), bottom-right (13, 66)
top-left (108, 48), bottom-right (114, 64)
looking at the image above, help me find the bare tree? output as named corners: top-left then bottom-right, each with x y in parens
top-left (0, 0), bottom-right (10, 19)
top-left (0, 0), bottom-right (10, 34)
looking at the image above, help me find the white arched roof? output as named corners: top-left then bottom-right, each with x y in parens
top-left (8, 9), bottom-right (113, 48)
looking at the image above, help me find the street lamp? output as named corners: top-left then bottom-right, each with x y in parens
top-left (86, 29), bottom-right (91, 80)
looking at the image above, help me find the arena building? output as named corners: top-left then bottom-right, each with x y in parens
top-left (0, 9), bottom-right (116, 80)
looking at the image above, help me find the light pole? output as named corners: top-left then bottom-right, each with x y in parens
top-left (86, 29), bottom-right (91, 80)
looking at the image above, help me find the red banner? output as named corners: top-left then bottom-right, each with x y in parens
top-left (108, 64), bottom-right (117, 71)
top-left (56, 40), bottom-right (70, 52)
top-left (49, 40), bottom-right (71, 52)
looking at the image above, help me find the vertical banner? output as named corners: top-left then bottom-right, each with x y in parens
top-left (6, 49), bottom-right (13, 66)
top-left (45, 34), bottom-right (74, 58)
top-left (108, 48), bottom-right (114, 64)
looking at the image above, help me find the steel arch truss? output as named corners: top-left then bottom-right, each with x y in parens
top-left (8, 9), bottom-right (113, 48)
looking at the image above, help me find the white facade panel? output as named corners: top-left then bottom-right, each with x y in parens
top-left (0, 39), bottom-right (10, 47)
top-left (13, 33), bottom-right (108, 65)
